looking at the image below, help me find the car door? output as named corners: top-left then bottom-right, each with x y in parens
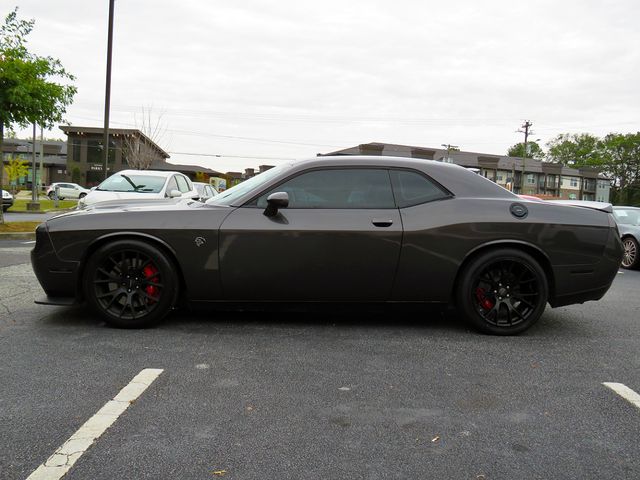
top-left (218, 168), bottom-right (403, 301)
top-left (58, 183), bottom-right (74, 199)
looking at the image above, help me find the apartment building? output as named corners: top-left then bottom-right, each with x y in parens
top-left (321, 143), bottom-right (611, 202)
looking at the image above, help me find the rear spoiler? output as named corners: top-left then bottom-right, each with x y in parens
top-left (548, 200), bottom-right (613, 213)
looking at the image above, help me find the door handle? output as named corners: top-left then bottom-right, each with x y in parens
top-left (372, 218), bottom-right (393, 227)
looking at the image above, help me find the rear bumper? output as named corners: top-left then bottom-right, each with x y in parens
top-left (549, 224), bottom-right (623, 307)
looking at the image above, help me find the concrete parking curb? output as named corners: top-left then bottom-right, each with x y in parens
top-left (0, 232), bottom-right (36, 240)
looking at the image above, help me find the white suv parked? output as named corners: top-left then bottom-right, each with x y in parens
top-left (46, 182), bottom-right (90, 200)
top-left (78, 170), bottom-right (200, 208)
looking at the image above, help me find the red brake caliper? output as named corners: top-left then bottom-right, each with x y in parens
top-left (475, 287), bottom-right (494, 310)
top-left (142, 264), bottom-right (159, 303)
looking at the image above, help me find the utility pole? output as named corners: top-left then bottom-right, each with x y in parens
top-left (103, 0), bottom-right (115, 180)
top-left (441, 143), bottom-right (459, 164)
top-left (517, 120), bottom-right (533, 193)
top-left (39, 125), bottom-right (44, 193)
top-left (27, 122), bottom-right (40, 211)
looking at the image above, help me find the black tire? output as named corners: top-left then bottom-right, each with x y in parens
top-left (79, 192), bottom-right (87, 199)
top-left (456, 248), bottom-right (548, 335)
top-left (621, 236), bottom-right (639, 270)
top-left (84, 239), bottom-right (179, 328)
top-left (48, 192), bottom-right (55, 200)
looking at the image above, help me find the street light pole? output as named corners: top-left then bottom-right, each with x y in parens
top-left (103, 0), bottom-right (115, 180)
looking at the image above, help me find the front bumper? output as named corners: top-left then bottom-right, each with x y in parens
top-left (31, 223), bottom-right (80, 303)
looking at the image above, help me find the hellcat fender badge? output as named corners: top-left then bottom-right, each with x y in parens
top-left (194, 236), bottom-right (206, 247)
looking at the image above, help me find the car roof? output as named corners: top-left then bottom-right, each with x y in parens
top-left (116, 169), bottom-right (183, 178)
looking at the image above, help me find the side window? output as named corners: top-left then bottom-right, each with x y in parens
top-left (165, 176), bottom-right (179, 195)
top-left (255, 169), bottom-right (395, 209)
top-left (175, 175), bottom-right (190, 193)
top-left (390, 170), bottom-right (450, 208)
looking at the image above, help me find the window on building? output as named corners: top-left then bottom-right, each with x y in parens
top-left (570, 177), bottom-right (578, 187)
top-left (86, 139), bottom-right (116, 165)
top-left (71, 138), bottom-right (82, 163)
top-left (527, 174), bottom-right (536, 185)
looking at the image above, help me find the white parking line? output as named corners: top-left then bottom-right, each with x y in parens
top-left (21, 240), bottom-right (36, 244)
top-left (26, 368), bottom-right (164, 480)
top-left (603, 382), bottom-right (640, 410)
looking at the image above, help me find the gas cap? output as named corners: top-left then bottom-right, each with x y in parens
top-left (510, 202), bottom-right (528, 219)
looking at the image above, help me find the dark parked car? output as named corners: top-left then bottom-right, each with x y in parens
top-left (612, 206), bottom-right (640, 269)
top-left (31, 156), bottom-right (622, 334)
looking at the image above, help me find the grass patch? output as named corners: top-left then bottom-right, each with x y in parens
top-left (8, 198), bottom-right (77, 212)
top-left (0, 221), bottom-right (42, 233)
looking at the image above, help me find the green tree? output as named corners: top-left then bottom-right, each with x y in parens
top-left (3, 154), bottom-right (28, 191)
top-left (545, 133), bottom-right (601, 167)
top-left (0, 7), bottom-right (76, 222)
top-left (507, 141), bottom-right (544, 160)
top-left (598, 132), bottom-right (640, 205)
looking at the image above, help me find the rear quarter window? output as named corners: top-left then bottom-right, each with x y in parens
top-left (390, 170), bottom-right (450, 208)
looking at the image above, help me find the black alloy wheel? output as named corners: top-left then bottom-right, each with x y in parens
top-left (457, 248), bottom-right (548, 335)
top-left (84, 239), bottom-right (178, 328)
top-left (621, 237), bottom-right (639, 269)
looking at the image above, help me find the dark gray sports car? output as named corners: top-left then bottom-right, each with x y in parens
top-left (31, 156), bottom-right (623, 334)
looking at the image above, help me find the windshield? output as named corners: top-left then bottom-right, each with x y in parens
top-left (206, 163), bottom-right (291, 206)
top-left (96, 174), bottom-right (167, 193)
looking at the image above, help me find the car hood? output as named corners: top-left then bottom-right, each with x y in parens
top-left (81, 190), bottom-right (165, 206)
top-left (48, 197), bottom-right (225, 220)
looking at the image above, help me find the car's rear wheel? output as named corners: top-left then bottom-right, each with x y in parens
top-left (456, 248), bottom-right (548, 335)
top-left (621, 237), bottom-right (639, 269)
top-left (84, 239), bottom-right (178, 328)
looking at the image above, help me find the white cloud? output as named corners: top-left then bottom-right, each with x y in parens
top-left (10, 0), bottom-right (640, 172)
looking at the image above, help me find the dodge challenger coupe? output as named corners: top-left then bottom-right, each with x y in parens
top-left (31, 156), bottom-right (623, 334)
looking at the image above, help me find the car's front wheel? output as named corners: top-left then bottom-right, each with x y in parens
top-left (456, 248), bottom-right (548, 335)
top-left (620, 236), bottom-right (639, 269)
top-left (84, 239), bottom-right (179, 328)
top-left (79, 192), bottom-right (87, 199)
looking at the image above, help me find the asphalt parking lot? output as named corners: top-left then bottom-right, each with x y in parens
top-left (1, 240), bottom-right (639, 480)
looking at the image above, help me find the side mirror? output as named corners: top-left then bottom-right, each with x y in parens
top-left (168, 189), bottom-right (182, 198)
top-left (264, 191), bottom-right (289, 217)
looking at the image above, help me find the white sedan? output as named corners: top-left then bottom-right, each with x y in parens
top-left (78, 170), bottom-right (200, 208)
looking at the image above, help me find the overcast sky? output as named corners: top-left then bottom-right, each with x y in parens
top-left (10, 0), bottom-right (640, 172)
